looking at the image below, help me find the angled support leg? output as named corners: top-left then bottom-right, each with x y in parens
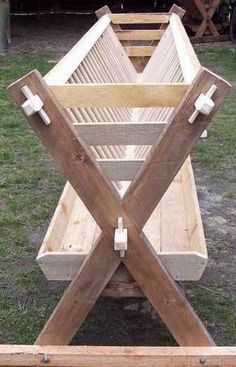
top-left (8, 67), bottom-right (230, 347)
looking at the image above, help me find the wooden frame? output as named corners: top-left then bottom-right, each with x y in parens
top-left (5, 5), bottom-right (233, 365)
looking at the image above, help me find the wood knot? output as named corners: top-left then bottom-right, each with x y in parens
top-left (74, 153), bottom-right (86, 163)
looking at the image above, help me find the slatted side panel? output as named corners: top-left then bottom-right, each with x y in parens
top-left (65, 25), bottom-right (137, 166)
top-left (135, 25), bottom-right (184, 159)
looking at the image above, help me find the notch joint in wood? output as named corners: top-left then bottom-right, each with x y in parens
top-left (21, 85), bottom-right (51, 125)
top-left (114, 217), bottom-right (127, 258)
top-left (188, 84), bottom-right (217, 124)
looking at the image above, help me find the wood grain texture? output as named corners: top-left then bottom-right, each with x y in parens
top-left (170, 14), bottom-right (201, 83)
top-left (37, 159), bottom-right (207, 281)
top-left (8, 70), bottom-right (216, 347)
top-left (109, 13), bottom-right (170, 24)
top-left (36, 233), bottom-right (120, 345)
top-left (98, 158), bottom-right (144, 181)
top-left (0, 345), bottom-right (235, 367)
top-left (50, 83), bottom-right (189, 108)
top-left (117, 30), bottom-right (164, 41)
top-left (74, 122), bottom-right (166, 145)
top-left (44, 15), bottom-right (111, 85)
top-left (123, 68), bottom-right (231, 228)
top-left (124, 46), bottom-right (156, 57)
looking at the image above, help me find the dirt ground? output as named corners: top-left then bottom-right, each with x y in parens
top-left (1, 14), bottom-right (235, 346)
top-left (8, 14), bottom-right (96, 55)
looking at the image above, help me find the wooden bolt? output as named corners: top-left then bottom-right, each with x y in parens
top-left (21, 85), bottom-right (51, 125)
top-left (114, 217), bottom-right (127, 258)
top-left (188, 84), bottom-right (217, 124)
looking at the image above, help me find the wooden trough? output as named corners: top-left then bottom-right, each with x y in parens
top-left (6, 4), bottom-right (235, 366)
top-left (36, 9), bottom-right (208, 284)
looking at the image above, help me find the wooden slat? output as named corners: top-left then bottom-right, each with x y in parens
top-left (109, 13), bottom-right (170, 24)
top-left (98, 159), bottom-right (144, 181)
top-left (124, 46), bottom-right (156, 57)
top-left (0, 345), bottom-right (236, 367)
top-left (170, 14), bottom-right (201, 83)
top-left (44, 15), bottom-right (111, 85)
top-left (50, 83), bottom-right (189, 108)
top-left (117, 30), bottom-right (164, 41)
top-left (74, 122), bottom-right (166, 145)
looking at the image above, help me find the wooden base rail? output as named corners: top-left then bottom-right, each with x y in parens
top-left (0, 345), bottom-right (235, 367)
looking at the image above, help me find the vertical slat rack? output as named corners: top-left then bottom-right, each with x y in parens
top-left (4, 4), bottom-right (235, 366)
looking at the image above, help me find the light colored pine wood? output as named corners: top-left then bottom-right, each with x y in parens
top-left (169, 14), bottom-right (201, 83)
top-left (50, 83), bottom-right (189, 108)
top-left (37, 158), bottom-right (208, 282)
top-left (74, 122), bottom-right (166, 146)
top-left (124, 46), bottom-right (156, 57)
top-left (0, 345), bottom-right (235, 367)
top-left (1, 345), bottom-right (236, 367)
top-left (117, 30), bottom-right (164, 41)
top-left (98, 158), bottom-right (144, 181)
top-left (44, 15), bottom-right (111, 85)
top-left (109, 13), bottom-right (170, 24)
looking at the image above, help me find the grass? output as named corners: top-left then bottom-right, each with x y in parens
top-left (0, 45), bottom-right (236, 345)
top-left (193, 45), bottom-right (236, 173)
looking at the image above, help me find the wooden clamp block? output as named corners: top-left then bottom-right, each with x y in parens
top-left (114, 217), bottom-right (127, 258)
top-left (21, 85), bottom-right (50, 125)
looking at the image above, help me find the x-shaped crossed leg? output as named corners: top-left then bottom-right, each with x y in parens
top-left (194, 0), bottom-right (221, 37)
top-left (8, 67), bottom-right (230, 347)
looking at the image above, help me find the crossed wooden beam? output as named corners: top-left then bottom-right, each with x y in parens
top-left (8, 66), bottom-right (230, 347)
top-left (194, 0), bottom-right (221, 38)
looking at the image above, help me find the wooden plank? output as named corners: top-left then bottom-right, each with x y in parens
top-left (8, 70), bottom-right (218, 346)
top-left (0, 345), bottom-right (235, 367)
top-left (50, 83), bottom-right (189, 108)
top-left (109, 13), bottom-right (170, 24)
top-left (181, 157), bottom-right (207, 256)
top-left (170, 14), bottom-right (201, 83)
top-left (117, 30), bottom-right (164, 41)
top-left (37, 182), bottom-right (76, 254)
top-left (123, 68), bottom-right (231, 228)
top-left (44, 15), bottom-right (111, 85)
top-left (102, 282), bottom-right (144, 297)
top-left (98, 158), bottom-right (144, 181)
top-left (124, 46), bottom-right (156, 57)
top-left (74, 122), bottom-right (166, 145)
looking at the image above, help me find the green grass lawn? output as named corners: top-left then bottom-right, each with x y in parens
top-left (0, 46), bottom-right (235, 345)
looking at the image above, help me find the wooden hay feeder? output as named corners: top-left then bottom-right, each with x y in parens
top-left (7, 5), bottom-right (235, 363)
top-left (35, 10), bottom-right (210, 285)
